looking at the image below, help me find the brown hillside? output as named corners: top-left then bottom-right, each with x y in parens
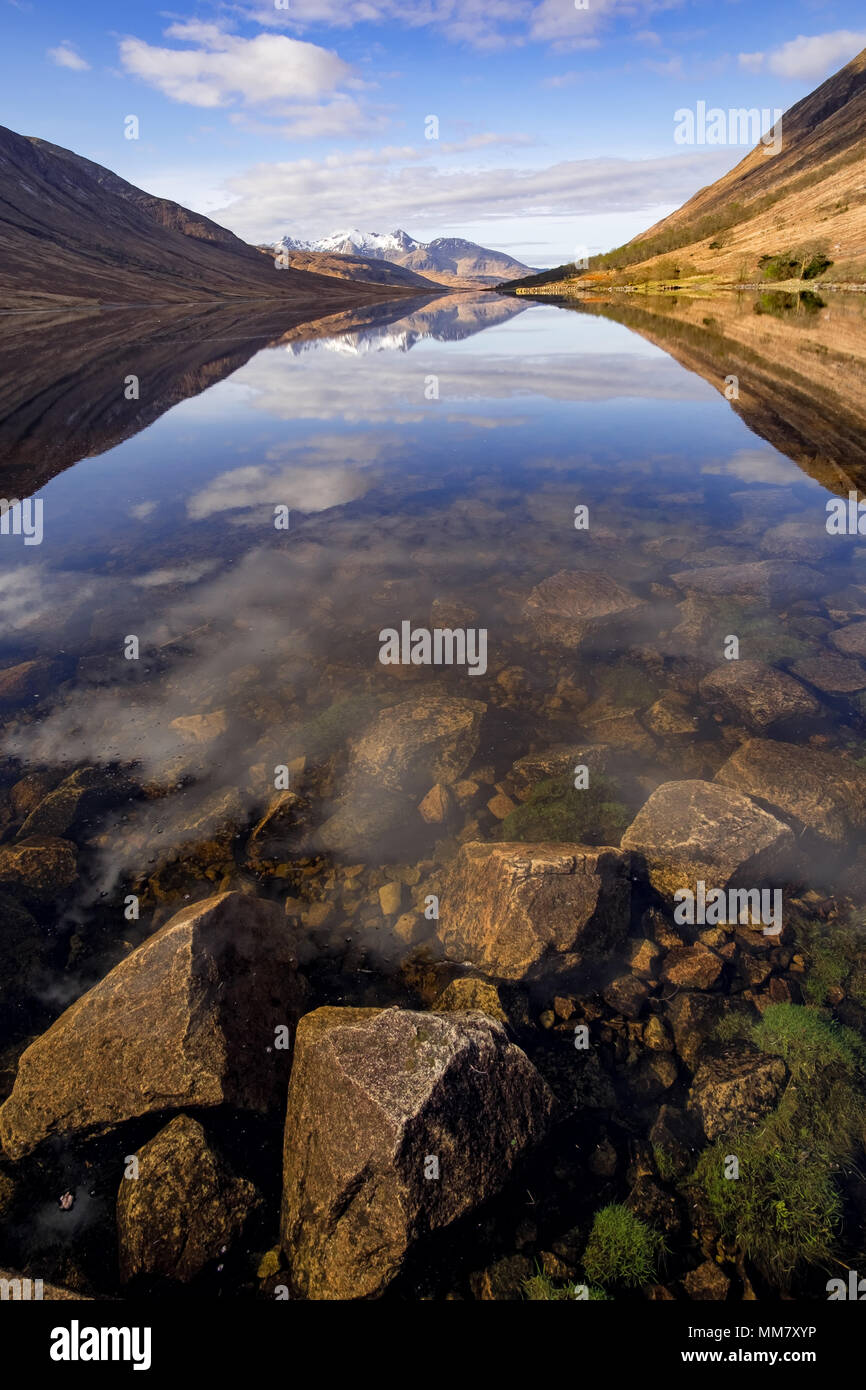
top-left (627, 47), bottom-right (866, 281)
top-left (0, 125), bottom-right (425, 309)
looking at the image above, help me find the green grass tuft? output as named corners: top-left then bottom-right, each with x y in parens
top-left (581, 1204), bottom-right (664, 1288)
top-left (694, 1003), bottom-right (866, 1287)
top-left (522, 1271), bottom-right (609, 1301)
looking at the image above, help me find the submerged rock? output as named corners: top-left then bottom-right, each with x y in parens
top-left (688, 1044), bottom-right (787, 1141)
top-left (437, 841), bottom-right (630, 982)
top-left (319, 696), bottom-right (484, 857)
top-left (0, 836), bottom-right (77, 905)
top-left (0, 892), bottom-right (305, 1159)
top-left (9, 772), bottom-right (58, 819)
top-left (245, 790), bottom-right (308, 870)
top-left (790, 651), bottom-right (866, 695)
top-left (621, 780), bottom-right (795, 901)
top-left (117, 1115), bottom-right (260, 1284)
top-left (684, 1261), bottom-right (731, 1300)
top-left (830, 621), bottom-right (866, 659)
top-left (671, 560), bottom-right (824, 603)
top-left (660, 945), bottom-right (724, 991)
top-left (16, 765), bottom-right (135, 841)
top-left (649, 1105), bottom-right (702, 1179)
top-left (507, 744), bottom-right (608, 801)
top-left (525, 569), bottom-right (644, 647)
top-left (280, 1006), bottom-right (554, 1299)
top-left (714, 738), bottom-right (866, 844)
top-left (0, 658), bottom-right (61, 708)
top-left (699, 661), bottom-right (820, 732)
top-left (432, 976), bottom-right (507, 1022)
top-left (663, 992), bottom-right (729, 1070)
top-left (0, 893), bottom-right (56, 1019)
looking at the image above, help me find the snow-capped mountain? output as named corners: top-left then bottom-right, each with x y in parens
top-left (272, 228), bottom-right (536, 287)
top-left (307, 228), bottom-right (421, 259)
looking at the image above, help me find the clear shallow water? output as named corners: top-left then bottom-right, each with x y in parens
top-left (3, 289), bottom-right (866, 1297)
top-left (1, 293), bottom-right (864, 916)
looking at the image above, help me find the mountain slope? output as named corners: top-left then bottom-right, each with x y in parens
top-left (608, 47), bottom-right (866, 283)
top-left (503, 48), bottom-right (866, 293)
top-left (275, 227), bottom-right (536, 287)
top-left (0, 126), bottom-right (429, 309)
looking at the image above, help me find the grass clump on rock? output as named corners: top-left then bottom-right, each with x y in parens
top-left (522, 1270), bottom-right (609, 1301)
top-left (498, 774), bottom-right (630, 846)
top-left (581, 1204), bottom-right (664, 1288)
top-left (695, 1004), bottom-right (866, 1287)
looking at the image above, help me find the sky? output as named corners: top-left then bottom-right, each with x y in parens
top-left (2, 0), bottom-right (866, 266)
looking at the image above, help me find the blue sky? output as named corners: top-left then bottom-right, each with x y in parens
top-left (3, 0), bottom-right (866, 265)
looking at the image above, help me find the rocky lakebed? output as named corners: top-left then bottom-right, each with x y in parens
top-left (1, 298), bottom-right (865, 1302)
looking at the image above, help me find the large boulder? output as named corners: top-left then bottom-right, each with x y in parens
top-left (0, 893), bottom-right (305, 1159)
top-left (688, 1044), bottom-right (787, 1141)
top-left (117, 1115), bottom-right (260, 1284)
top-left (524, 570), bottom-right (644, 647)
top-left (621, 780), bottom-right (796, 901)
top-left (436, 841), bottom-right (630, 982)
top-left (714, 738), bottom-right (866, 844)
top-left (698, 662), bottom-right (820, 733)
top-left (280, 1007), bottom-right (554, 1299)
top-left (318, 696), bottom-right (485, 858)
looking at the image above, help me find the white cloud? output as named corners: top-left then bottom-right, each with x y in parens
top-left (213, 142), bottom-right (736, 243)
top-left (243, 0), bottom-right (673, 51)
top-left (118, 24), bottom-right (351, 109)
top-left (186, 441), bottom-right (381, 519)
top-left (743, 30), bottom-right (866, 81)
top-left (738, 51), bottom-right (765, 74)
top-left (47, 41), bottom-right (90, 71)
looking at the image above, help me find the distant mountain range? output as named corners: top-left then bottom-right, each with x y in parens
top-left (273, 228), bottom-right (537, 288)
top-left (0, 126), bottom-right (436, 311)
